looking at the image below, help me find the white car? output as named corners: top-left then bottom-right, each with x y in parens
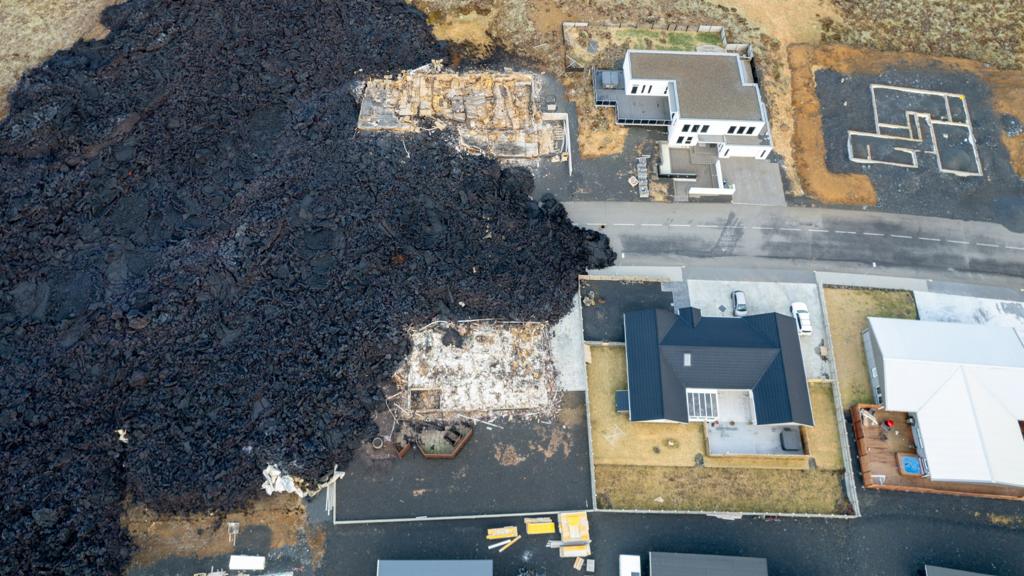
top-left (790, 302), bottom-right (812, 335)
top-left (731, 290), bottom-right (748, 317)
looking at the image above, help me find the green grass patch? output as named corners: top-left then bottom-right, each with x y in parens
top-left (611, 28), bottom-right (721, 52)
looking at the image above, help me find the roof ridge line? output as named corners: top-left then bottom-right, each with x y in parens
top-left (961, 373), bottom-right (1006, 483)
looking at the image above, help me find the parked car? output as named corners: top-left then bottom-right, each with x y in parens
top-left (731, 290), bottom-right (748, 317)
top-left (790, 302), bottom-right (812, 335)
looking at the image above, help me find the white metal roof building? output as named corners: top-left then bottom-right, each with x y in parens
top-left (864, 317), bottom-right (1024, 488)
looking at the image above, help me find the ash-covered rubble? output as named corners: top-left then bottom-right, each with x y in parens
top-left (0, 0), bottom-right (613, 573)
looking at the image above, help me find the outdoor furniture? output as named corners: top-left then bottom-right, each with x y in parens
top-left (779, 428), bottom-right (802, 452)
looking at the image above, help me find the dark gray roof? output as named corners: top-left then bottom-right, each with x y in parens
top-left (623, 307), bottom-right (812, 425)
top-left (377, 560), bottom-right (493, 576)
top-left (650, 552), bottom-right (768, 576)
top-left (627, 51), bottom-right (764, 121)
top-left (925, 567), bottom-right (993, 576)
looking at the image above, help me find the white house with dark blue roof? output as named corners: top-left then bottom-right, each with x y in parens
top-left (618, 307), bottom-right (813, 454)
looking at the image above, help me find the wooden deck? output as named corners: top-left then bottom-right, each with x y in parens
top-left (851, 404), bottom-right (1024, 501)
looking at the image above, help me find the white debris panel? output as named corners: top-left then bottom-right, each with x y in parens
top-left (393, 321), bottom-right (560, 421)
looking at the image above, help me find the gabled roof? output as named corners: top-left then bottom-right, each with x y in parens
top-left (868, 317), bottom-right (1024, 487)
top-left (624, 307), bottom-right (812, 425)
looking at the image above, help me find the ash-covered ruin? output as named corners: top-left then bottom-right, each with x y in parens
top-left (0, 0), bottom-right (612, 573)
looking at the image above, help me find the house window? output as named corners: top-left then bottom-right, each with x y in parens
top-left (681, 124), bottom-right (691, 132)
top-left (687, 391), bottom-right (719, 421)
top-left (664, 86), bottom-right (669, 94)
top-left (631, 85), bottom-right (638, 94)
top-left (727, 126), bottom-right (736, 134)
top-left (746, 126), bottom-right (756, 135)
top-left (684, 353), bottom-right (692, 367)
top-left (677, 136), bottom-right (684, 144)
top-left (701, 125), bottom-right (709, 133)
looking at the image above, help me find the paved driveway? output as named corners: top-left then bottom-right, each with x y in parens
top-left (684, 280), bottom-right (830, 380)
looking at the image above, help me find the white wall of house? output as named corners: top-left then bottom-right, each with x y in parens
top-left (625, 77), bottom-right (673, 97)
top-left (668, 118), bottom-right (766, 147)
top-left (721, 143), bottom-right (772, 159)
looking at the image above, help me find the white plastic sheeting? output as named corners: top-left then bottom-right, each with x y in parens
top-left (261, 464), bottom-right (344, 498)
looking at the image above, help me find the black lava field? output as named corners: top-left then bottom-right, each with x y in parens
top-left (0, 1), bottom-right (613, 573)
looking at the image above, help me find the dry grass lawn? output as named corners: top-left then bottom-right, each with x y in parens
top-left (823, 287), bottom-right (917, 408)
top-left (595, 464), bottom-right (846, 514)
top-left (587, 346), bottom-right (849, 513)
top-left (588, 345), bottom-right (704, 467)
top-left (126, 493), bottom-right (322, 568)
top-left (803, 381), bottom-right (843, 471)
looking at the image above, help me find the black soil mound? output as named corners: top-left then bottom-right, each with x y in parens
top-left (0, 1), bottom-right (613, 573)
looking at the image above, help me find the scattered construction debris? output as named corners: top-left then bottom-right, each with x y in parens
top-left (487, 526), bottom-right (519, 540)
top-left (525, 517), bottom-right (557, 535)
top-left (357, 67), bottom-right (569, 164)
top-left (261, 465), bottom-right (344, 498)
top-left (392, 321), bottom-right (561, 423)
top-left (556, 511), bottom-right (593, 558)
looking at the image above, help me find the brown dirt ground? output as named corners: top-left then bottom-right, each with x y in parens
top-left (712, 0), bottom-right (841, 195)
top-left (823, 287), bottom-right (918, 408)
top-left (595, 464), bottom-right (846, 514)
top-left (790, 43), bottom-right (1024, 204)
top-left (788, 44), bottom-right (876, 205)
top-left (427, 9), bottom-right (497, 58)
top-left (563, 72), bottom-right (629, 158)
top-left (0, 0), bottom-right (121, 120)
top-left (125, 493), bottom-right (317, 568)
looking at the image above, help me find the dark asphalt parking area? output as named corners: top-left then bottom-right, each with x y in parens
top-left (581, 278), bottom-right (675, 342)
top-left (318, 487), bottom-right (1024, 576)
top-left (333, 393), bottom-right (592, 522)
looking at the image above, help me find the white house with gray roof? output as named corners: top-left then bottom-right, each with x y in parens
top-left (595, 50), bottom-right (775, 199)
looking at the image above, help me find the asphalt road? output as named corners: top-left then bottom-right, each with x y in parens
top-left (319, 483), bottom-right (1024, 575)
top-left (566, 202), bottom-right (1024, 280)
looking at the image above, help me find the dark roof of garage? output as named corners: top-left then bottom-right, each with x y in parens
top-left (924, 567), bottom-right (993, 576)
top-left (377, 560), bottom-right (493, 576)
top-left (623, 307), bottom-right (812, 425)
top-left (649, 552), bottom-right (768, 576)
